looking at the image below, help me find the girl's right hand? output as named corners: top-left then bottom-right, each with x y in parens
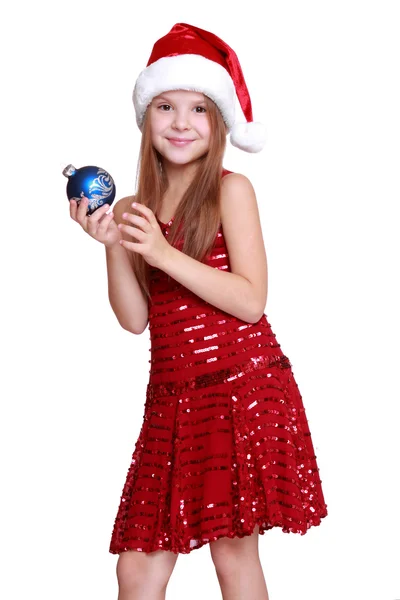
top-left (69, 196), bottom-right (122, 249)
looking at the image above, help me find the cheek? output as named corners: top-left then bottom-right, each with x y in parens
top-left (198, 119), bottom-right (211, 140)
top-left (150, 118), bottom-right (162, 134)
top-left (150, 110), bottom-right (169, 130)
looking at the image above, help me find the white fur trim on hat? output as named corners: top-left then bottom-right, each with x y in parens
top-left (133, 54), bottom-right (236, 130)
top-left (230, 121), bottom-right (267, 153)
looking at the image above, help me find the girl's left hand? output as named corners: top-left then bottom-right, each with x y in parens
top-left (118, 203), bottom-right (172, 269)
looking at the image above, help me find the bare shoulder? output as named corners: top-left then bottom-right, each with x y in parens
top-left (220, 172), bottom-right (258, 222)
top-left (221, 171), bottom-right (253, 191)
top-left (112, 194), bottom-right (135, 225)
top-left (219, 172), bottom-right (268, 321)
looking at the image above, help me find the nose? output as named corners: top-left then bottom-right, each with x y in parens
top-left (172, 108), bottom-right (190, 131)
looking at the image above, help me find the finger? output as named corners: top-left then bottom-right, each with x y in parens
top-left (76, 196), bottom-right (89, 224)
top-left (120, 239), bottom-right (141, 253)
top-left (89, 202), bottom-right (111, 223)
top-left (99, 204), bottom-right (114, 223)
top-left (87, 202), bottom-right (110, 230)
top-left (120, 223), bottom-right (144, 241)
top-left (69, 197), bottom-right (86, 220)
top-left (118, 223), bottom-right (143, 238)
top-left (122, 210), bottom-right (133, 221)
top-left (69, 198), bottom-right (77, 220)
top-left (97, 209), bottom-right (114, 235)
top-left (123, 212), bottom-right (150, 230)
top-left (131, 202), bottom-right (154, 221)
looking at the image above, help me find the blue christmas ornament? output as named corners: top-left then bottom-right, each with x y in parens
top-left (63, 164), bottom-right (116, 216)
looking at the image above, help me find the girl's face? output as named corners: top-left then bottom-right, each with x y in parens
top-left (149, 90), bottom-right (211, 166)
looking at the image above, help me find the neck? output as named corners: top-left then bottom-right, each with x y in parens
top-left (161, 159), bottom-right (200, 198)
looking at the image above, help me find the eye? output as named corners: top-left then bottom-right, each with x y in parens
top-left (194, 106), bottom-right (206, 113)
top-left (159, 104), bottom-right (172, 111)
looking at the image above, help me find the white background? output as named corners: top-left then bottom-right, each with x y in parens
top-left (1, 1), bottom-right (399, 599)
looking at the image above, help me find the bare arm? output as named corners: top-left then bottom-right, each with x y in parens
top-left (106, 196), bottom-right (149, 334)
top-left (159, 247), bottom-right (260, 323)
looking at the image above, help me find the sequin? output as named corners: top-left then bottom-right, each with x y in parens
top-left (109, 168), bottom-right (328, 555)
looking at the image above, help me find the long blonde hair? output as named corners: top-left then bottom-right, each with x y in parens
top-left (130, 94), bottom-right (228, 305)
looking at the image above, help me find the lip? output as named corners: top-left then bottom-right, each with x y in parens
top-left (167, 138), bottom-right (195, 146)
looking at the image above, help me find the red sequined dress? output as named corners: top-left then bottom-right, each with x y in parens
top-left (109, 168), bottom-right (328, 555)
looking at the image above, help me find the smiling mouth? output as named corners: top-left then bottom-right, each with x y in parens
top-left (167, 138), bottom-right (195, 146)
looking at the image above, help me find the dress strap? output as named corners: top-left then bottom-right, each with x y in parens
top-left (222, 167), bottom-right (233, 178)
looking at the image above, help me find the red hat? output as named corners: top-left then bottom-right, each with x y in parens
top-left (133, 23), bottom-right (267, 153)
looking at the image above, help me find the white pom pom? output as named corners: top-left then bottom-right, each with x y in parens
top-left (230, 121), bottom-right (267, 153)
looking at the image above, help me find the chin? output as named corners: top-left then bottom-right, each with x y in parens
top-left (166, 157), bottom-right (199, 166)
top-left (161, 149), bottom-right (208, 165)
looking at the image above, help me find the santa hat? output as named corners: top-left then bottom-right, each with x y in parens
top-left (132, 23), bottom-right (267, 153)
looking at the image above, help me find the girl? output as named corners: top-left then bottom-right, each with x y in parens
top-left (70, 23), bottom-right (328, 600)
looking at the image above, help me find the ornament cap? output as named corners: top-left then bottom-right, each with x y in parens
top-left (62, 164), bottom-right (76, 178)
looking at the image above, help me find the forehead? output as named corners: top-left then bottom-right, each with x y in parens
top-left (153, 90), bottom-right (206, 103)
